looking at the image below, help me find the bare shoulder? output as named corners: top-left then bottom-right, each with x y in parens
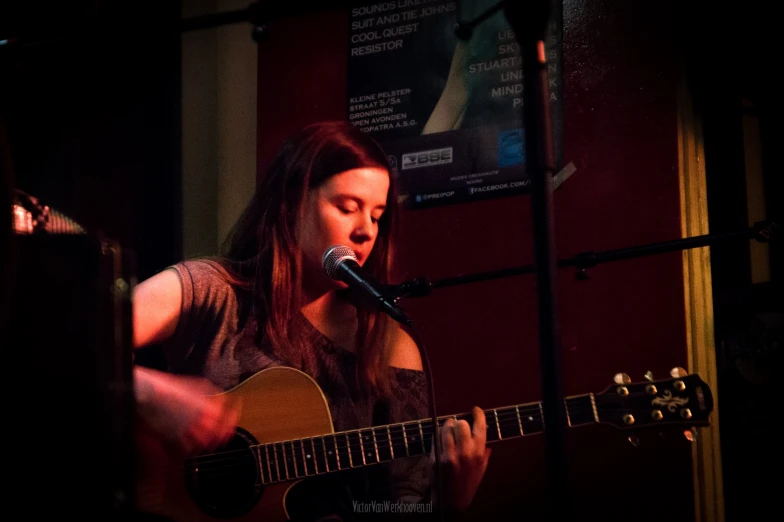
top-left (132, 268), bottom-right (183, 348)
top-left (134, 268), bottom-right (181, 299)
top-left (386, 322), bottom-right (423, 371)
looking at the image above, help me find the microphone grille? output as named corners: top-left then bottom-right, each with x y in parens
top-left (322, 245), bottom-right (357, 280)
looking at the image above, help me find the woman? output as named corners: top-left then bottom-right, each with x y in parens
top-left (132, 121), bottom-right (490, 520)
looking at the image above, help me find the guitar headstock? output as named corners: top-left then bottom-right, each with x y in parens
top-left (595, 368), bottom-right (713, 431)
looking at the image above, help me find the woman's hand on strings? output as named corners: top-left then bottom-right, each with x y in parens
top-left (434, 406), bottom-right (492, 512)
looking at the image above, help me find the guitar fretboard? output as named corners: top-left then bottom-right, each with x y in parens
top-left (246, 395), bottom-right (598, 485)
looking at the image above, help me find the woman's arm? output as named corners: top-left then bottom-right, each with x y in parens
top-left (132, 268), bottom-right (182, 348)
top-left (131, 268), bottom-right (240, 455)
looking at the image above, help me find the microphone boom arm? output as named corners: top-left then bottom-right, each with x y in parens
top-left (386, 220), bottom-right (778, 299)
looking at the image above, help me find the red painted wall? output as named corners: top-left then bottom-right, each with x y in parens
top-left (257, 2), bottom-right (694, 520)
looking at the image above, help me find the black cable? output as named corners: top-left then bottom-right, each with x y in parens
top-left (398, 314), bottom-right (444, 522)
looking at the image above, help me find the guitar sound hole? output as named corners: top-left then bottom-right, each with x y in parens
top-left (184, 427), bottom-right (262, 518)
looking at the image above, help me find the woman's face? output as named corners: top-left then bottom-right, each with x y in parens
top-left (298, 167), bottom-right (390, 288)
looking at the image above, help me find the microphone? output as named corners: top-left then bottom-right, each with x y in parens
top-left (321, 245), bottom-right (409, 324)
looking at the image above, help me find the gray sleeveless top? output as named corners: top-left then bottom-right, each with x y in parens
top-left (161, 260), bottom-right (432, 520)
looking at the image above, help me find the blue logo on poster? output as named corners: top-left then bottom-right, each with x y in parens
top-left (498, 129), bottom-right (524, 167)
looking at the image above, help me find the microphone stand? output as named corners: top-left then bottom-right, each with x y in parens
top-left (457, 0), bottom-right (566, 518)
top-left (388, 221), bottom-right (779, 299)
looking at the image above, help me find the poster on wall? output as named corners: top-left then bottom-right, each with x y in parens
top-left (346, 0), bottom-right (563, 209)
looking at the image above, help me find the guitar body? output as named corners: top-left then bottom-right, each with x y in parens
top-left (136, 367), bottom-right (335, 522)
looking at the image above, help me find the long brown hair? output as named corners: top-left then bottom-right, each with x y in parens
top-left (219, 121), bottom-right (399, 397)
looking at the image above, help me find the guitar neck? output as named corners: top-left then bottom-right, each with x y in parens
top-left (249, 394), bottom-right (598, 484)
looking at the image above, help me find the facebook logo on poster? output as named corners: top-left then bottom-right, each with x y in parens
top-left (498, 129), bottom-right (525, 167)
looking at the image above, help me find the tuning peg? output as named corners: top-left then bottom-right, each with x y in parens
top-left (627, 433), bottom-right (640, 447)
top-left (644, 371), bottom-right (654, 381)
top-left (670, 367), bottom-right (687, 378)
top-left (614, 372), bottom-right (631, 384)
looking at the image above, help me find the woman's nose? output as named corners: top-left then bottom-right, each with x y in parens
top-left (352, 214), bottom-right (375, 242)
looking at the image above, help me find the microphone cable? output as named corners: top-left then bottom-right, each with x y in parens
top-left (399, 316), bottom-right (446, 522)
top-left (323, 245), bottom-right (445, 521)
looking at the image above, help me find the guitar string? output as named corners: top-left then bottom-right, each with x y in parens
top-left (186, 410), bottom-right (684, 484)
top-left (184, 408), bottom-right (555, 476)
top-left (184, 392), bottom-right (676, 470)
top-left (181, 394), bottom-right (682, 479)
top-left (182, 408), bottom-right (664, 485)
top-left (183, 411), bottom-right (570, 483)
top-left (186, 402), bottom-right (574, 465)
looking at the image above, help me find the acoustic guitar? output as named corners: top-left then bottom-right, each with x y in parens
top-left (136, 366), bottom-right (713, 521)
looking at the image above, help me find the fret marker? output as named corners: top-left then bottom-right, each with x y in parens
top-left (298, 442), bottom-right (307, 477)
top-left (311, 439), bottom-right (319, 474)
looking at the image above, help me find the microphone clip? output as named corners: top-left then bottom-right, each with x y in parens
top-left (322, 245), bottom-right (413, 325)
top-left (384, 277), bottom-right (433, 303)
